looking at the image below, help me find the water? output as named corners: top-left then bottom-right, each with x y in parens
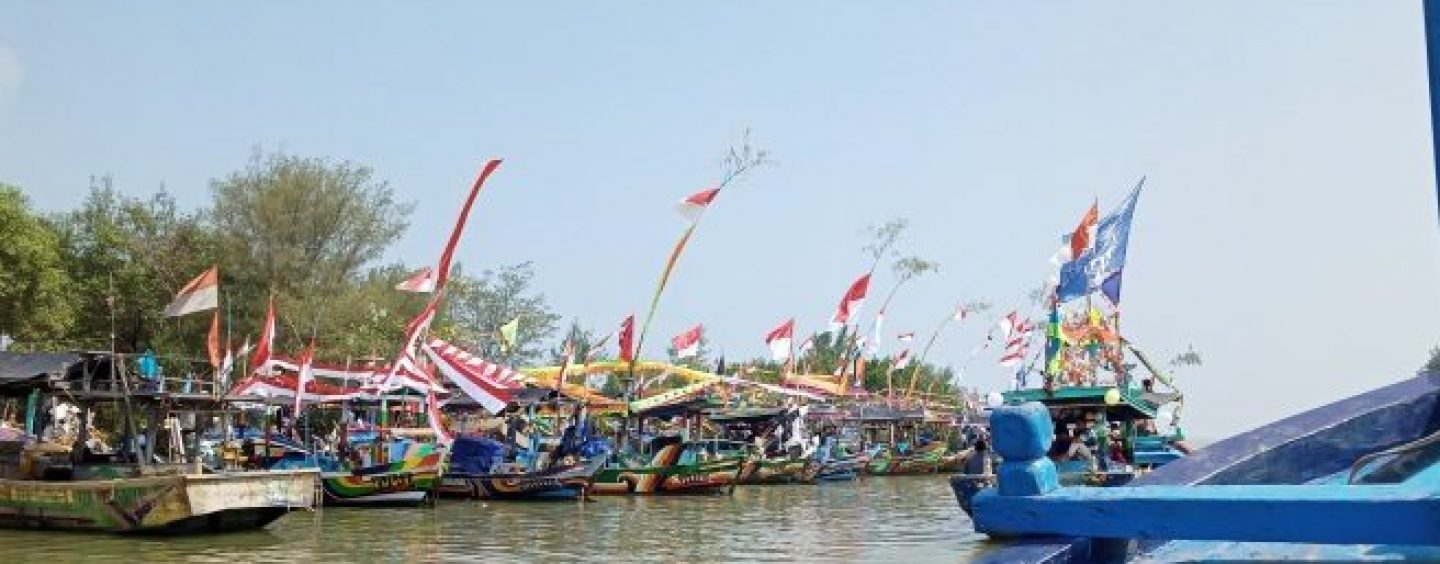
top-left (0, 476), bottom-right (994, 563)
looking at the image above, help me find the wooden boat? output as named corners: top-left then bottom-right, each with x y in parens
top-left (706, 407), bottom-right (820, 485)
top-left (436, 434), bottom-right (606, 501)
top-left (737, 455), bottom-right (820, 485)
top-left (0, 351), bottom-right (321, 533)
top-left (589, 436), bottom-right (742, 495)
top-left (865, 442), bottom-right (947, 475)
top-left (316, 451), bottom-right (441, 506)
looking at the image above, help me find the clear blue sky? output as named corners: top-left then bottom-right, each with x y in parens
top-left (2, 2), bottom-right (1437, 438)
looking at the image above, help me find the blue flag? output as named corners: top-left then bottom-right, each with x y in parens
top-left (1057, 178), bottom-right (1144, 302)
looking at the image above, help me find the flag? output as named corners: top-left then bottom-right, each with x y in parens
top-left (1070, 202), bottom-right (1100, 260)
top-left (829, 273), bottom-right (871, 328)
top-left (672, 324), bottom-right (703, 359)
top-left (556, 339), bottom-right (575, 392)
top-left (869, 309), bottom-right (886, 353)
top-left (217, 343), bottom-right (234, 390)
top-left (892, 349), bottom-right (912, 371)
top-left (1058, 179), bottom-right (1144, 302)
top-left (434, 159), bottom-right (504, 293)
top-left (952, 303), bottom-right (969, 322)
top-left (998, 311), bottom-right (1022, 338)
top-left (999, 321), bottom-right (1033, 368)
top-left (293, 338), bottom-right (316, 416)
top-left (765, 318), bottom-right (794, 361)
top-left (798, 334), bottom-right (816, 355)
top-left (395, 266), bottom-right (436, 293)
top-left (618, 315), bottom-right (636, 363)
top-left (897, 331), bottom-right (915, 343)
top-left (250, 298), bottom-right (276, 376)
top-left (1101, 270), bottom-right (1123, 305)
top-left (498, 317), bottom-right (520, 353)
top-left (207, 310), bottom-right (222, 368)
top-left (164, 266), bottom-right (219, 317)
top-left (675, 187), bottom-right (721, 221)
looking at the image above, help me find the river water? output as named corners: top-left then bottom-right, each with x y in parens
top-left (0, 475), bottom-right (993, 563)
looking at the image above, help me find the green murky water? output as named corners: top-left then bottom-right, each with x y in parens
top-left (0, 476), bottom-right (992, 563)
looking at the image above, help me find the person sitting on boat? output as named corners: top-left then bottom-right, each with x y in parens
top-left (1048, 426), bottom-right (1095, 467)
top-left (961, 437), bottom-right (993, 475)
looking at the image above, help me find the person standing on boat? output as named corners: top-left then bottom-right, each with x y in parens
top-left (962, 437), bottom-right (993, 475)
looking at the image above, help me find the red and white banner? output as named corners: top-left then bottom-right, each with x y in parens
top-left (764, 318), bottom-right (794, 361)
top-left (892, 349), bottom-right (913, 371)
top-left (426, 390), bottom-right (454, 445)
top-left (897, 331), bottom-right (915, 343)
top-left (230, 374), bottom-right (367, 403)
top-left (293, 340), bottom-right (316, 415)
top-left (671, 324), bottom-right (704, 359)
top-left (249, 298), bottom-right (277, 376)
top-left (164, 266), bottom-right (219, 317)
top-left (999, 316), bottom-right (1034, 368)
top-left (829, 273), bottom-right (871, 328)
top-left (675, 187), bottom-right (721, 221)
top-left (422, 338), bottom-right (524, 414)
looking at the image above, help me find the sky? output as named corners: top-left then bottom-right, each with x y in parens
top-left (1, 2), bottom-right (1437, 439)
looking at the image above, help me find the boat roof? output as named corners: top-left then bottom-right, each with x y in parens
top-left (0, 351), bottom-right (79, 396)
top-left (1002, 385), bottom-right (1159, 420)
top-left (704, 406), bottom-right (787, 423)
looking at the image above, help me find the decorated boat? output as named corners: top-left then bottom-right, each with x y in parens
top-left (0, 351), bottom-right (319, 534)
top-left (590, 435), bottom-right (742, 495)
top-left (437, 435), bottom-right (606, 500)
top-left (708, 407), bottom-right (820, 485)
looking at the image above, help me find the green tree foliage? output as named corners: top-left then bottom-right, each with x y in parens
top-left (0, 185), bottom-right (73, 342)
top-left (210, 150), bottom-right (413, 324)
top-left (50, 178), bottom-right (218, 352)
top-left (440, 262), bottom-right (559, 366)
top-left (549, 320), bottom-right (599, 365)
top-left (1425, 346), bottom-right (1440, 374)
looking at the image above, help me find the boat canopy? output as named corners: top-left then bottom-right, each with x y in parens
top-left (1002, 386), bottom-right (1159, 420)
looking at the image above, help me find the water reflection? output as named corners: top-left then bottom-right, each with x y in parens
top-left (0, 477), bottom-right (989, 563)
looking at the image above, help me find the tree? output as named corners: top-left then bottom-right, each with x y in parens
top-left (51, 178), bottom-right (218, 352)
top-left (862, 218), bottom-right (908, 274)
top-left (210, 150), bottom-right (412, 315)
top-left (0, 185), bottom-right (73, 344)
top-left (1424, 346), bottom-right (1440, 374)
top-left (440, 262), bottom-right (560, 366)
top-left (549, 320), bottom-right (599, 365)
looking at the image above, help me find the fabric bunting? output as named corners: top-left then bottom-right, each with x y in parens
top-left (422, 338), bottom-right (525, 414)
top-left (395, 267), bottom-right (436, 293)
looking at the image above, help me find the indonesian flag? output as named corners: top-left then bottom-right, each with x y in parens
top-left (897, 331), bottom-right (915, 343)
top-left (249, 298), bottom-right (276, 376)
top-left (293, 339), bottom-right (316, 416)
top-left (618, 315), bottom-right (635, 363)
top-left (675, 187), bottom-right (721, 221)
top-left (395, 267), bottom-right (436, 293)
top-left (207, 311), bottom-right (222, 368)
top-left (829, 273), bottom-right (871, 328)
top-left (672, 324), bottom-right (703, 359)
top-left (892, 349), bottom-right (913, 371)
top-left (765, 318), bottom-right (794, 361)
top-left (999, 315), bottom-right (1034, 368)
top-left (998, 310), bottom-right (1023, 339)
top-left (798, 334), bottom-right (816, 355)
top-left (164, 266), bottom-right (219, 317)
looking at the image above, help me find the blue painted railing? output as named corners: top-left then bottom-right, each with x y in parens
top-left (972, 401), bottom-right (1440, 547)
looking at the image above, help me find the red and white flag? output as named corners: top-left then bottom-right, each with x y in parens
top-left (999, 315), bottom-right (1034, 368)
top-left (892, 349), bottom-right (913, 371)
top-left (798, 334), bottom-right (816, 355)
top-left (672, 324), bottom-right (704, 359)
top-left (249, 298), bottom-right (277, 376)
top-left (164, 266), bottom-right (219, 317)
top-left (618, 315), bottom-right (636, 363)
top-left (829, 273), bottom-right (871, 329)
top-left (395, 266), bottom-right (436, 293)
top-left (897, 331), bottom-right (915, 343)
top-left (998, 311), bottom-right (1023, 339)
top-left (293, 339), bottom-right (316, 416)
top-left (422, 337), bottom-right (524, 414)
top-left (425, 390), bottom-right (453, 445)
top-left (869, 309), bottom-right (886, 352)
top-left (675, 187), bottom-right (721, 221)
top-left (1070, 202), bottom-right (1100, 260)
top-left (765, 318), bottom-right (794, 361)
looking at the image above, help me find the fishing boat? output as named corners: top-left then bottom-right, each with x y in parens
top-left (589, 434), bottom-right (743, 495)
top-left (437, 434), bottom-right (606, 500)
top-left (848, 405), bottom-right (949, 476)
top-left (708, 407), bottom-right (820, 485)
top-left (0, 351), bottom-right (318, 533)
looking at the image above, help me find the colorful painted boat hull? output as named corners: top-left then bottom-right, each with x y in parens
top-left (437, 457), bottom-right (606, 501)
top-left (320, 453), bottom-right (441, 507)
top-left (0, 469), bottom-right (316, 533)
top-left (816, 457), bottom-right (862, 481)
top-left (589, 443), bottom-right (742, 496)
top-left (737, 458), bottom-right (820, 485)
top-left (865, 448), bottom-right (947, 475)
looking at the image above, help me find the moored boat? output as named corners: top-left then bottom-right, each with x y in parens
top-left (589, 435), bottom-right (742, 495)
